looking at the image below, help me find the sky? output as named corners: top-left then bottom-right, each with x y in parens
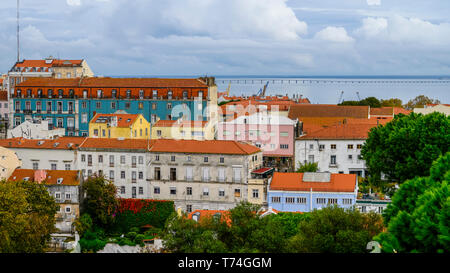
top-left (1, 0), bottom-right (450, 76)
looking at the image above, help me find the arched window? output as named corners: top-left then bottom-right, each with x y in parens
top-left (58, 89), bottom-right (64, 98)
top-left (139, 90), bottom-right (144, 99)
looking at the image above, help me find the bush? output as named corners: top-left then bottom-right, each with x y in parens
top-left (126, 232), bottom-right (137, 241)
top-left (135, 234), bottom-right (146, 246)
top-left (79, 230), bottom-right (107, 253)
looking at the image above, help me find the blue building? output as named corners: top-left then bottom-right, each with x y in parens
top-left (267, 172), bottom-right (358, 212)
top-left (11, 77), bottom-right (217, 136)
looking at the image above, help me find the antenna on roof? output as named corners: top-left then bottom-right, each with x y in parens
top-left (17, 0), bottom-right (20, 62)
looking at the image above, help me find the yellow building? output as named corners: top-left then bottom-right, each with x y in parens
top-left (0, 146), bottom-right (22, 180)
top-left (151, 119), bottom-right (215, 140)
top-left (89, 113), bottom-right (150, 139)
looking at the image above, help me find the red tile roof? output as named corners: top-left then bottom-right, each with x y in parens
top-left (288, 105), bottom-right (370, 119)
top-left (14, 59), bottom-right (83, 68)
top-left (299, 123), bottom-right (378, 140)
top-left (90, 113), bottom-right (141, 127)
top-left (79, 138), bottom-right (152, 150)
top-left (0, 137), bottom-right (86, 150)
top-left (370, 107), bottom-right (394, 116)
top-left (270, 172), bottom-right (357, 192)
top-left (148, 139), bottom-right (261, 155)
top-left (393, 107), bottom-right (411, 115)
top-left (16, 77), bottom-right (208, 88)
top-left (153, 120), bottom-right (209, 128)
top-left (8, 169), bottom-right (80, 186)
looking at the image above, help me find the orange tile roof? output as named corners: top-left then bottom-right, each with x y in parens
top-left (299, 116), bottom-right (392, 135)
top-left (270, 172), bottom-right (357, 192)
top-left (288, 105), bottom-right (369, 119)
top-left (8, 169), bottom-right (80, 186)
top-left (79, 138), bottom-right (152, 150)
top-left (90, 113), bottom-right (141, 127)
top-left (0, 137), bottom-right (86, 150)
top-left (299, 122), bottom-right (379, 140)
top-left (148, 139), bottom-right (261, 155)
top-left (14, 59), bottom-right (83, 68)
top-left (16, 77), bottom-right (208, 88)
top-left (153, 120), bottom-right (209, 128)
top-left (393, 107), bottom-right (411, 115)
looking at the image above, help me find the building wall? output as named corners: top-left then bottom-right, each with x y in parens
top-left (413, 105), bottom-right (450, 116)
top-left (247, 178), bottom-right (267, 206)
top-left (89, 115), bottom-right (151, 139)
top-left (7, 147), bottom-right (77, 171)
top-left (7, 120), bottom-right (65, 139)
top-left (295, 139), bottom-right (367, 176)
top-left (0, 146), bottom-right (22, 180)
top-left (356, 199), bottom-right (391, 214)
top-left (48, 185), bottom-right (80, 234)
top-left (267, 190), bottom-right (357, 212)
top-left (150, 124), bottom-right (214, 140)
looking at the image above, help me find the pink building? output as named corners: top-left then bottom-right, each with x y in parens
top-left (218, 112), bottom-right (298, 172)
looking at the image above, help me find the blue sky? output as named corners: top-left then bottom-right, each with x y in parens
top-left (1, 0), bottom-right (450, 76)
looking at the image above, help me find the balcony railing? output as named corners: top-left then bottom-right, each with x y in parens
top-left (23, 109), bottom-right (32, 115)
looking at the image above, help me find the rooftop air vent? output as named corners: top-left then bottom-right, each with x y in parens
top-left (302, 172), bottom-right (331, 183)
top-left (57, 178), bottom-right (63, 184)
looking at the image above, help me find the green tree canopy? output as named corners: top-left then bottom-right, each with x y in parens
top-left (81, 175), bottom-right (119, 229)
top-left (0, 179), bottom-right (58, 253)
top-left (403, 95), bottom-right (441, 110)
top-left (381, 98), bottom-right (403, 107)
top-left (287, 206), bottom-right (383, 253)
top-left (339, 96), bottom-right (382, 108)
top-left (361, 112), bottom-right (450, 186)
top-left (296, 162), bottom-right (319, 173)
top-left (375, 153), bottom-right (450, 253)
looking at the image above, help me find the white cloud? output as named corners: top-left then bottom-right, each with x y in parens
top-left (315, 26), bottom-right (354, 43)
top-left (66, 0), bottom-right (81, 6)
top-left (354, 17), bottom-right (388, 37)
top-left (367, 0), bottom-right (381, 6)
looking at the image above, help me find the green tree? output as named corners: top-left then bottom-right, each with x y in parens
top-left (287, 206), bottom-right (383, 253)
top-left (381, 98), bottom-right (403, 107)
top-left (296, 162), bottom-right (319, 173)
top-left (375, 153), bottom-right (450, 253)
top-left (81, 175), bottom-right (119, 229)
top-left (0, 179), bottom-right (58, 253)
top-left (404, 95), bottom-right (441, 110)
top-left (359, 97), bottom-right (382, 108)
top-left (361, 112), bottom-right (450, 187)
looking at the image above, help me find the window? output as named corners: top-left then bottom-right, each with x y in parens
top-left (96, 101), bottom-right (101, 109)
top-left (81, 154), bottom-right (86, 162)
top-left (168, 90), bottom-right (173, 99)
top-left (65, 164), bottom-right (71, 170)
top-left (82, 113), bottom-right (88, 123)
top-left (121, 186), bottom-right (126, 194)
top-left (271, 196), bottom-right (281, 203)
top-left (330, 155), bottom-right (337, 165)
top-left (308, 155), bottom-right (314, 163)
top-left (111, 102), bottom-right (116, 109)
top-left (203, 188), bottom-right (209, 196)
top-left (98, 155), bottom-right (103, 163)
top-left (65, 206), bottom-right (71, 213)
top-left (186, 205), bottom-right (192, 213)
top-left (152, 90), bottom-right (158, 99)
top-left (154, 187), bottom-right (160, 194)
top-left (112, 89), bottom-right (117, 98)
top-left (109, 170), bottom-right (114, 180)
top-left (343, 199), bottom-right (352, 205)
top-left (280, 132), bottom-right (289, 137)
top-left (183, 90), bottom-right (188, 99)
top-left (55, 192), bottom-right (61, 200)
top-left (157, 130), bottom-right (162, 137)
top-left (87, 155), bottom-right (92, 166)
top-left (126, 90), bottom-right (131, 98)
top-left (348, 144), bottom-right (354, 149)
top-left (219, 157), bottom-right (224, 163)
top-left (204, 157), bottom-right (208, 163)
top-left (120, 155), bottom-right (125, 164)
top-left (235, 188), bottom-right (241, 197)
top-left (51, 163), bottom-right (57, 170)
top-left (32, 162), bottom-right (39, 170)
top-left (280, 144), bottom-right (289, 149)
top-left (139, 187), bottom-right (143, 195)
top-left (139, 90), bottom-right (144, 99)
top-left (252, 189), bottom-right (259, 198)
top-left (167, 102), bottom-right (172, 109)
top-left (154, 167), bottom-right (161, 180)
top-left (121, 171), bottom-right (126, 179)
top-left (357, 144), bottom-right (362, 149)
top-left (170, 168), bottom-right (177, 181)
top-left (125, 102), bottom-right (130, 109)
top-left (131, 171), bottom-right (137, 182)
top-left (286, 197), bottom-right (295, 204)
top-left (297, 197), bottom-right (306, 204)
top-left (358, 154), bottom-right (363, 160)
top-left (155, 155), bottom-right (160, 161)
top-left (219, 189), bottom-right (225, 197)
top-left (109, 155), bottom-right (114, 166)
top-left (170, 187), bottom-right (177, 195)
top-left (65, 193), bottom-right (71, 200)
top-left (88, 170), bottom-right (92, 177)
top-left (309, 144), bottom-right (314, 149)
top-left (186, 187), bottom-right (192, 195)
top-left (139, 172), bottom-right (143, 180)
top-left (328, 198), bottom-right (338, 204)
top-left (152, 103), bottom-right (157, 110)
top-left (316, 198), bottom-right (326, 204)
top-left (171, 156), bottom-right (175, 162)
top-left (331, 144), bottom-right (337, 149)
top-left (132, 156), bottom-right (137, 167)
top-left (138, 102), bottom-right (143, 109)
top-left (138, 156), bottom-right (144, 164)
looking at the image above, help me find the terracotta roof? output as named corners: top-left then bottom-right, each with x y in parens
top-left (299, 123), bottom-right (378, 140)
top-left (370, 107), bottom-right (393, 116)
top-left (90, 113), bottom-right (141, 127)
top-left (16, 77), bottom-right (207, 88)
top-left (288, 105), bottom-right (369, 119)
top-left (148, 139), bottom-right (261, 155)
top-left (14, 59), bottom-right (83, 68)
top-left (0, 91), bottom-right (7, 101)
top-left (153, 120), bottom-right (209, 128)
top-left (79, 138), bottom-right (151, 150)
top-left (299, 116), bottom-right (392, 135)
top-left (0, 137), bottom-right (86, 150)
top-left (270, 172), bottom-right (357, 192)
top-left (8, 169), bottom-right (80, 186)
top-left (393, 107), bottom-right (411, 115)
top-left (188, 210), bottom-right (232, 225)
top-left (426, 104), bottom-right (450, 107)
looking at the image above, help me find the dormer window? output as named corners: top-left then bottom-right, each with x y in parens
top-left (139, 90), bottom-right (144, 99)
top-left (69, 89), bottom-right (74, 97)
top-left (26, 89), bottom-right (32, 97)
top-left (48, 89), bottom-right (53, 98)
top-left (83, 90), bottom-right (88, 99)
top-left (97, 89), bottom-right (103, 98)
top-left (126, 90), bottom-right (131, 98)
top-left (17, 89), bottom-right (22, 97)
top-left (152, 90), bottom-right (157, 99)
top-left (57, 178), bottom-right (63, 184)
top-left (168, 90), bottom-right (173, 100)
top-left (112, 89), bottom-right (117, 98)
top-left (58, 89), bottom-right (63, 98)
top-left (183, 90), bottom-right (188, 99)
top-left (37, 89), bottom-right (42, 97)
top-left (198, 91), bottom-right (203, 98)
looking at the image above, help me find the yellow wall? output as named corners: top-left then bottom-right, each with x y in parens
top-left (53, 60), bottom-right (94, 78)
top-left (89, 115), bottom-right (151, 139)
top-left (247, 178), bottom-right (267, 205)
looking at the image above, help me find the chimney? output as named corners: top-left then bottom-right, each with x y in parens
top-left (34, 169), bottom-right (47, 184)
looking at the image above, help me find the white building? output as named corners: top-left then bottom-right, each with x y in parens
top-left (0, 137), bottom-right (85, 171)
top-left (413, 104), bottom-right (450, 116)
top-left (7, 119), bottom-right (65, 139)
top-left (295, 123), bottom-right (377, 177)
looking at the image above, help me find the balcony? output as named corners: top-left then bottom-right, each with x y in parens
top-left (36, 109), bottom-right (42, 113)
top-left (109, 163), bottom-right (114, 167)
top-left (57, 110), bottom-right (63, 114)
top-left (218, 177), bottom-right (226, 182)
top-left (132, 164), bottom-right (137, 168)
top-left (23, 109), bottom-right (33, 115)
top-left (232, 178), bottom-right (242, 183)
top-left (132, 179), bottom-right (137, 183)
top-left (68, 109), bottom-right (74, 114)
top-left (15, 109), bottom-right (21, 113)
top-left (67, 126), bottom-right (75, 132)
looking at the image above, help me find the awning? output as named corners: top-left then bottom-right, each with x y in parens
top-left (252, 167), bottom-right (274, 174)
